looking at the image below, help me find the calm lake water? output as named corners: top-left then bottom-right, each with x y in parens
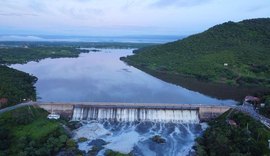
top-left (11, 48), bottom-right (236, 105)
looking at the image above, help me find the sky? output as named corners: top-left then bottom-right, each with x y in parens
top-left (0, 0), bottom-right (270, 36)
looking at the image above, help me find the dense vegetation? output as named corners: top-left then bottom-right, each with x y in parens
top-left (122, 18), bottom-right (270, 87)
top-left (0, 41), bottom-right (156, 50)
top-left (259, 93), bottom-right (270, 118)
top-left (0, 106), bottom-right (77, 156)
top-left (0, 65), bottom-right (37, 108)
top-left (0, 46), bottom-right (89, 64)
top-left (196, 109), bottom-right (270, 156)
top-left (0, 41), bottom-right (156, 64)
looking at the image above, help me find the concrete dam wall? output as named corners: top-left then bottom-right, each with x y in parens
top-left (37, 102), bottom-right (231, 122)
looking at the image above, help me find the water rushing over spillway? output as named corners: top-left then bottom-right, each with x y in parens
top-left (72, 107), bottom-right (200, 123)
top-left (71, 106), bottom-right (204, 155)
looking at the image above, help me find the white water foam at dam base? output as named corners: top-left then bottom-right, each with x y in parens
top-left (71, 107), bottom-right (205, 156)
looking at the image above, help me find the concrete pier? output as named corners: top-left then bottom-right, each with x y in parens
top-left (37, 102), bottom-right (232, 121)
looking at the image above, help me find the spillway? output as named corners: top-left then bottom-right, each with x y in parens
top-left (72, 107), bottom-right (199, 123)
top-left (37, 102), bottom-right (231, 155)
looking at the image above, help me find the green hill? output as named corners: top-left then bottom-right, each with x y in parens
top-left (121, 18), bottom-right (270, 87)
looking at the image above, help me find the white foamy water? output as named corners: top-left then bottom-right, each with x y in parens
top-left (73, 122), bottom-right (111, 140)
top-left (104, 129), bottom-right (140, 154)
top-left (73, 121), bottom-right (203, 156)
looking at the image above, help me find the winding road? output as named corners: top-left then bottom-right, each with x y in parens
top-left (236, 102), bottom-right (270, 128)
top-left (0, 101), bottom-right (37, 115)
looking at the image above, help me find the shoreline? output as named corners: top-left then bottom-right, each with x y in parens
top-left (121, 58), bottom-right (270, 101)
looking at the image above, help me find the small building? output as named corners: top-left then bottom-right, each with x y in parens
top-left (224, 63), bottom-right (228, 67)
top-left (244, 96), bottom-right (260, 103)
top-left (0, 98), bottom-right (8, 104)
top-left (244, 96), bottom-right (261, 108)
top-left (227, 119), bottom-right (237, 127)
top-left (261, 103), bottom-right (266, 107)
top-left (0, 98), bottom-right (8, 108)
top-left (47, 112), bottom-right (60, 120)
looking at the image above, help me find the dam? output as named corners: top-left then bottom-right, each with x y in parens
top-left (37, 102), bottom-right (232, 155)
top-left (37, 102), bottom-right (232, 122)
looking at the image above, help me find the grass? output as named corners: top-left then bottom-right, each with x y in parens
top-left (0, 106), bottom-right (59, 139)
top-left (0, 106), bottom-right (69, 155)
top-left (14, 119), bottom-right (59, 140)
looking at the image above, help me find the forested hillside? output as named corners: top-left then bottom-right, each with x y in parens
top-left (0, 65), bottom-right (37, 108)
top-left (196, 109), bottom-right (270, 155)
top-left (122, 18), bottom-right (270, 87)
top-left (0, 106), bottom-right (73, 155)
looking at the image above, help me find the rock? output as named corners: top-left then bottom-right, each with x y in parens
top-left (78, 137), bottom-right (88, 143)
top-left (90, 49), bottom-right (100, 52)
top-left (151, 135), bottom-right (166, 144)
top-left (67, 121), bottom-right (83, 130)
top-left (87, 145), bottom-right (103, 156)
top-left (86, 139), bottom-right (107, 156)
top-left (88, 139), bottom-right (107, 147)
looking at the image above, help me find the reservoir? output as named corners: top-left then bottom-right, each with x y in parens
top-left (10, 48), bottom-right (235, 155)
top-left (10, 48), bottom-right (235, 105)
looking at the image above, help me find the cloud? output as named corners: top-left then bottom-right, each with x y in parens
top-left (0, 12), bottom-right (38, 17)
top-left (246, 4), bottom-right (270, 12)
top-left (150, 0), bottom-right (212, 8)
top-left (0, 35), bottom-right (43, 41)
top-left (0, 0), bottom-right (269, 36)
top-left (121, 0), bottom-right (136, 10)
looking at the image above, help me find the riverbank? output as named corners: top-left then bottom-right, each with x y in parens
top-left (0, 46), bottom-right (90, 65)
top-left (120, 60), bottom-right (270, 101)
top-left (0, 42), bottom-right (156, 65)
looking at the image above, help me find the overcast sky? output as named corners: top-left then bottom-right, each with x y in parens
top-left (0, 0), bottom-right (270, 36)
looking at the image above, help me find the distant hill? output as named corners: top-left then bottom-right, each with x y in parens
top-left (121, 18), bottom-right (270, 87)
